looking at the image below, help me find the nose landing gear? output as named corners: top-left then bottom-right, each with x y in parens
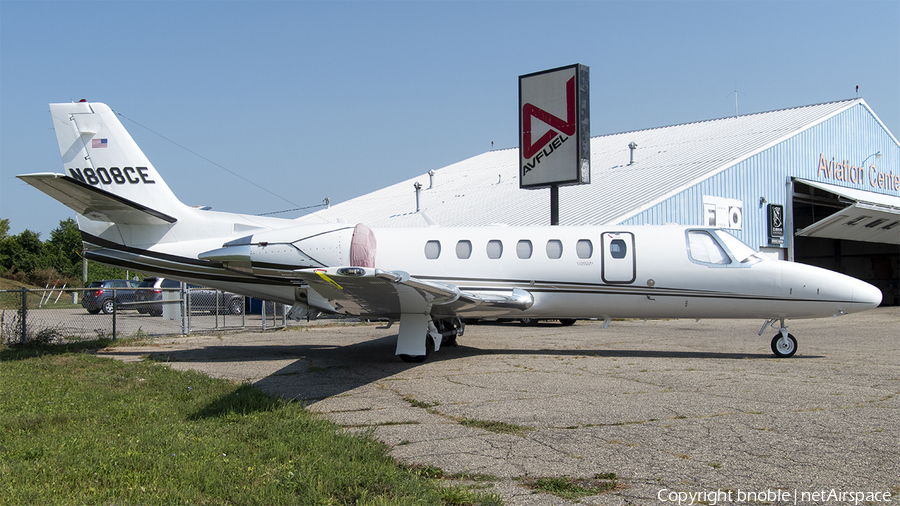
top-left (760, 318), bottom-right (798, 358)
top-left (771, 332), bottom-right (797, 358)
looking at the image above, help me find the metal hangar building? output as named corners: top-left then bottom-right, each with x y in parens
top-left (300, 98), bottom-right (899, 305)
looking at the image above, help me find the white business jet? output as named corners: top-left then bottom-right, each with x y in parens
top-left (18, 102), bottom-right (882, 361)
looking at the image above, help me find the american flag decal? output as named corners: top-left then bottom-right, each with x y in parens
top-left (92, 138), bottom-right (108, 148)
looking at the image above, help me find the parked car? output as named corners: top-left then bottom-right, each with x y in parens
top-left (82, 279), bottom-right (139, 314)
top-left (135, 277), bottom-right (244, 316)
top-left (134, 277), bottom-right (180, 316)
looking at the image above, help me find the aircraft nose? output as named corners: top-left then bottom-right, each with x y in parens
top-left (851, 279), bottom-right (883, 312)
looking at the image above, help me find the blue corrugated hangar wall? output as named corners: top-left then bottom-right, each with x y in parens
top-left (620, 101), bottom-right (899, 305)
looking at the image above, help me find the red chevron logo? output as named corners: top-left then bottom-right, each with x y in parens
top-left (521, 76), bottom-right (576, 159)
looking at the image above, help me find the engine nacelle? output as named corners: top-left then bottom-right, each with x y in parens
top-left (199, 223), bottom-right (356, 276)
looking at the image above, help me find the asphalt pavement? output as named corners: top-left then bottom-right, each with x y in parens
top-left (98, 307), bottom-right (899, 505)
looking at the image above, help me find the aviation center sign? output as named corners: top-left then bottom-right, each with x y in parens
top-left (519, 64), bottom-right (590, 189)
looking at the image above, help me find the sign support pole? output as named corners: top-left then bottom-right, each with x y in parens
top-left (550, 185), bottom-right (559, 225)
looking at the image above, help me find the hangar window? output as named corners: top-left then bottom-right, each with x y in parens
top-left (687, 231), bottom-right (731, 265)
top-left (516, 240), bottom-right (533, 259)
top-left (487, 240), bottom-right (503, 259)
top-left (424, 240), bottom-right (441, 260)
top-left (576, 239), bottom-right (593, 259)
top-left (546, 240), bottom-right (563, 259)
top-left (456, 240), bottom-right (472, 259)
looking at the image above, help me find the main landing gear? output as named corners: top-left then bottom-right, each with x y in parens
top-left (760, 318), bottom-right (797, 358)
top-left (398, 335), bottom-right (434, 363)
top-left (398, 317), bottom-right (464, 363)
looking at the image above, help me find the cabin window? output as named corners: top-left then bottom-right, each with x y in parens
top-left (486, 240), bottom-right (503, 259)
top-left (546, 240), bottom-right (563, 259)
top-left (688, 231), bottom-right (731, 264)
top-left (456, 240), bottom-right (472, 259)
top-left (576, 239), bottom-right (593, 259)
top-left (609, 239), bottom-right (627, 259)
top-left (516, 240), bottom-right (533, 259)
top-left (424, 240), bottom-right (441, 259)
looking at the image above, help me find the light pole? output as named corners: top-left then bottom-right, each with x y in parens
top-left (861, 151), bottom-right (882, 168)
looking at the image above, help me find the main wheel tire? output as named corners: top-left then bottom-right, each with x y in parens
top-left (101, 299), bottom-right (115, 314)
top-left (520, 318), bottom-right (536, 325)
top-left (771, 333), bottom-right (797, 358)
top-left (559, 319), bottom-right (577, 326)
top-left (398, 335), bottom-right (435, 363)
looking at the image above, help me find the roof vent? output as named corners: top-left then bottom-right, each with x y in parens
top-left (414, 182), bottom-right (423, 212)
top-left (428, 170), bottom-right (435, 189)
top-left (628, 142), bottom-right (638, 165)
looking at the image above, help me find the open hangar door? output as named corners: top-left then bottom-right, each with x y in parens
top-left (790, 179), bottom-right (899, 306)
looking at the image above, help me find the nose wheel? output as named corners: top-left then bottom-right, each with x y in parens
top-left (771, 332), bottom-right (797, 358)
top-left (761, 319), bottom-right (798, 358)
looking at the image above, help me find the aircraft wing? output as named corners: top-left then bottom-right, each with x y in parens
top-left (16, 173), bottom-right (177, 225)
top-left (292, 266), bottom-right (534, 318)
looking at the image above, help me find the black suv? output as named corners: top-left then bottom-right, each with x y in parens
top-left (82, 279), bottom-right (139, 314)
top-left (135, 277), bottom-right (244, 316)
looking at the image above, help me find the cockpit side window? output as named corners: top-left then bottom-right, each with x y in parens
top-left (714, 230), bottom-right (764, 264)
top-left (687, 231), bottom-right (731, 265)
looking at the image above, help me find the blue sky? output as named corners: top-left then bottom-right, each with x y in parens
top-left (2, 0), bottom-right (898, 237)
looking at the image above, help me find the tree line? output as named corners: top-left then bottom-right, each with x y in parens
top-left (0, 218), bottom-right (137, 288)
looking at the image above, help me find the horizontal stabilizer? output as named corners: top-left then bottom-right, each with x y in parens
top-left (17, 173), bottom-right (177, 225)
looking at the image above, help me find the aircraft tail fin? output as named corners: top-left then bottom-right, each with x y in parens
top-left (25, 101), bottom-right (187, 222)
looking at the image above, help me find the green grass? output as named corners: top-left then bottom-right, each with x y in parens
top-left (459, 418), bottom-right (534, 437)
top-left (0, 342), bottom-right (502, 505)
top-left (404, 395), bottom-right (439, 409)
top-left (524, 474), bottom-right (619, 500)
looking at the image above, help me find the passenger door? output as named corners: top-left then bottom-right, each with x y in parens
top-left (601, 232), bottom-right (636, 283)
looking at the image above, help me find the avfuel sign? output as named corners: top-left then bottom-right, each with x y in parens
top-left (519, 64), bottom-right (590, 189)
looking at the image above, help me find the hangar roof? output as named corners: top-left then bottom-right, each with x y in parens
top-left (297, 99), bottom-right (869, 228)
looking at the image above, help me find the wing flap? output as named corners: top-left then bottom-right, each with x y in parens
top-left (16, 173), bottom-right (176, 225)
top-left (292, 267), bottom-right (533, 318)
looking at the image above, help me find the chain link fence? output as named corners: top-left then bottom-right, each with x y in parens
top-left (1, 284), bottom-right (300, 345)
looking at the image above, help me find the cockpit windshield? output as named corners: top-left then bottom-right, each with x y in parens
top-left (714, 230), bottom-right (766, 264)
